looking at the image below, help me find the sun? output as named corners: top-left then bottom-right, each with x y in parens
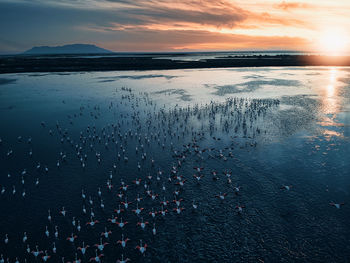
top-left (317, 28), bottom-right (350, 55)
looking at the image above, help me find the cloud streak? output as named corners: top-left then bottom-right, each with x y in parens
top-left (276, 1), bottom-right (312, 10)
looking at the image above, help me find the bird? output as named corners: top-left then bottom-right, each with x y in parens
top-left (135, 240), bottom-right (147, 255)
top-left (4, 234), bottom-right (8, 244)
top-left (117, 234), bottom-right (130, 249)
top-left (329, 202), bottom-right (345, 209)
top-left (236, 205), bottom-right (245, 214)
top-left (32, 245), bottom-right (43, 258)
top-left (117, 254), bottom-right (131, 263)
top-left (60, 207), bottom-right (67, 216)
top-left (101, 227), bottom-right (112, 238)
top-left (132, 203), bottom-right (144, 216)
top-left (77, 241), bottom-right (89, 255)
top-left (45, 226), bottom-right (50, 237)
top-left (22, 232), bottom-right (27, 243)
top-left (67, 233), bottom-right (78, 243)
top-left (89, 250), bottom-right (104, 262)
top-left (152, 223), bottom-right (157, 235)
top-left (42, 251), bottom-right (51, 262)
top-left (86, 217), bottom-right (99, 227)
top-left (116, 217), bottom-right (128, 228)
top-left (215, 192), bottom-right (227, 200)
top-left (280, 185), bottom-right (292, 191)
top-left (94, 238), bottom-right (109, 252)
top-left (137, 217), bottom-right (149, 230)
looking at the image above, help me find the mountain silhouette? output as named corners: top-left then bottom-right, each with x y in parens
top-left (23, 44), bottom-right (112, 54)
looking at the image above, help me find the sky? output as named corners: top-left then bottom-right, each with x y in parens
top-left (0, 0), bottom-right (350, 53)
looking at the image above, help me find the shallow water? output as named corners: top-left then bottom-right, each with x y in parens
top-left (0, 67), bottom-right (349, 262)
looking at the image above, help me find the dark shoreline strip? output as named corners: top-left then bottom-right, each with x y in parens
top-left (1, 55), bottom-right (350, 74)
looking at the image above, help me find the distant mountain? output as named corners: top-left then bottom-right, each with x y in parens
top-left (23, 44), bottom-right (112, 55)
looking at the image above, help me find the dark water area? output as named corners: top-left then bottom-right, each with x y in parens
top-left (0, 67), bottom-right (349, 262)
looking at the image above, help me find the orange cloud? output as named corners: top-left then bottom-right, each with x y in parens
top-left (276, 1), bottom-right (312, 10)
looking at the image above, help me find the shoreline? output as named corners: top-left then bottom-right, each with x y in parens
top-left (1, 55), bottom-right (350, 74)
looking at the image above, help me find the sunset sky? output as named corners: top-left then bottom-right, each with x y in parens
top-left (0, 0), bottom-right (350, 53)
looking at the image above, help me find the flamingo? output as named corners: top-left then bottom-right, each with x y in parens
top-left (117, 254), bottom-right (131, 263)
top-left (121, 198), bottom-right (132, 209)
top-left (32, 245), bottom-right (43, 258)
top-left (60, 207), bottom-right (67, 217)
top-left (150, 193), bottom-right (158, 200)
top-left (159, 206), bottom-right (168, 216)
top-left (215, 192), bottom-right (227, 200)
top-left (86, 217), bottom-right (99, 227)
top-left (42, 250), bottom-right (51, 262)
top-left (120, 184), bottom-right (129, 192)
top-left (236, 205), bottom-right (245, 214)
top-left (52, 242), bottom-right (57, 254)
top-left (173, 197), bottom-right (183, 207)
top-left (135, 240), bottom-right (147, 255)
top-left (106, 181), bottom-right (113, 190)
top-left (77, 241), bottom-right (89, 255)
top-left (94, 238), bottom-right (109, 252)
top-left (54, 226), bottom-right (59, 239)
top-left (175, 180), bottom-right (186, 187)
top-left (45, 226), bottom-right (50, 237)
top-left (194, 167), bottom-right (204, 173)
top-left (137, 217), bottom-right (149, 230)
top-left (89, 250), bottom-right (104, 262)
top-left (193, 174), bottom-right (204, 182)
top-left (330, 202), bottom-right (345, 209)
top-left (152, 223), bottom-right (157, 235)
top-left (108, 215), bottom-right (118, 224)
top-left (101, 227), bottom-right (112, 238)
top-left (212, 171), bottom-right (219, 180)
top-left (174, 206), bottom-right (185, 214)
top-left (72, 253), bottom-right (81, 263)
top-left (192, 200), bottom-right (198, 209)
top-left (133, 178), bottom-right (142, 186)
top-left (67, 233), bottom-right (78, 243)
top-left (132, 203), bottom-right (144, 216)
top-left (23, 232), bottom-right (27, 243)
top-left (160, 197), bottom-right (169, 206)
top-left (233, 186), bottom-right (241, 195)
top-left (149, 208), bottom-right (157, 218)
top-left (77, 221), bottom-right (81, 232)
top-left (117, 234), bottom-right (130, 249)
top-left (114, 205), bottom-right (124, 215)
top-left (280, 185), bottom-right (292, 191)
top-left (116, 217), bottom-right (128, 228)
top-left (136, 194), bottom-right (143, 202)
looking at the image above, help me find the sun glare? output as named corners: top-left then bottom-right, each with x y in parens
top-left (318, 29), bottom-right (350, 55)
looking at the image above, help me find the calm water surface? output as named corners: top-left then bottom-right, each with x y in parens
top-left (0, 67), bottom-right (349, 262)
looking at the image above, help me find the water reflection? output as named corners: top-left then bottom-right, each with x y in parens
top-left (323, 67), bottom-right (338, 114)
top-left (318, 67), bottom-right (345, 138)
